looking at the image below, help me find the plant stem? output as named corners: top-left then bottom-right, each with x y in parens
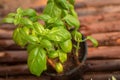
top-left (46, 56), bottom-right (55, 69)
top-left (74, 41), bottom-right (81, 65)
top-left (75, 41), bottom-right (80, 57)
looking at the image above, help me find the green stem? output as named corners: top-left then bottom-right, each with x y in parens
top-left (75, 41), bottom-right (80, 57)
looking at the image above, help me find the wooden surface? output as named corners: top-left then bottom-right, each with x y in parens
top-left (0, 0), bottom-right (120, 80)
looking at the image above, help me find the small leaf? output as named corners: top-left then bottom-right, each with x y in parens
top-left (59, 39), bottom-right (72, 53)
top-left (43, 1), bottom-right (61, 18)
top-left (38, 14), bottom-right (51, 21)
top-left (48, 51), bottom-right (59, 59)
top-left (14, 14), bottom-right (22, 25)
top-left (2, 17), bottom-right (14, 23)
top-left (55, 63), bottom-right (63, 73)
top-left (33, 22), bottom-right (45, 34)
top-left (21, 18), bottom-right (33, 26)
top-left (64, 14), bottom-right (80, 29)
top-left (27, 44), bottom-right (37, 53)
top-left (58, 50), bottom-right (67, 63)
top-left (47, 17), bottom-right (58, 24)
top-left (12, 28), bottom-right (27, 47)
top-left (68, 0), bottom-right (75, 5)
top-left (7, 13), bottom-right (16, 17)
top-left (28, 47), bottom-right (47, 76)
top-left (68, 4), bottom-right (78, 18)
top-left (72, 31), bottom-right (82, 41)
top-left (87, 36), bottom-right (98, 47)
top-left (46, 27), bottom-right (71, 42)
top-left (55, 0), bottom-right (69, 10)
top-left (17, 8), bottom-right (23, 14)
top-left (40, 39), bottom-right (53, 49)
top-left (19, 27), bottom-right (39, 43)
top-left (23, 8), bottom-right (37, 17)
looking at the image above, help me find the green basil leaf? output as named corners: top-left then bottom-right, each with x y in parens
top-left (58, 50), bottom-right (67, 63)
top-left (7, 13), bottom-right (16, 17)
top-left (27, 35), bottom-right (39, 43)
top-left (28, 47), bottom-right (47, 76)
top-left (68, 0), bottom-right (75, 5)
top-left (2, 17), bottom-right (14, 23)
top-left (61, 10), bottom-right (68, 17)
top-left (19, 27), bottom-right (39, 43)
top-left (23, 8), bottom-right (36, 17)
top-left (68, 4), bottom-right (78, 18)
top-left (21, 18), bottom-right (33, 26)
top-left (87, 36), bottom-right (98, 47)
top-left (55, 62), bottom-right (63, 73)
top-left (40, 39), bottom-right (53, 49)
top-left (17, 8), bottom-right (23, 14)
top-left (59, 39), bottom-right (72, 53)
top-left (47, 17), bottom-right (58, 24)
top-left (27, 44), bottom-right (37, 54)
top-left (72, 31), bottom-right (82, 41)
top-left (46, 27), bottom-right (71, 42)
top-left (13, 28), bottom-right (27, 47)
top-left (48, 51), bottom-right (59, 59)
top-left (54, 19), bottom-right (64, 27)
top-left (55, 0), bottom-right (69, 10)
top-left (64, 14), bottom-right (80, 29)
top-left (33, 22), bottom-right (45, 34)
top-left (38, 14), bottom-right (51, 21)
top-left (14, 14), bottom-right (22, 25)
top-left (43, 1), bottom-right (61, 18)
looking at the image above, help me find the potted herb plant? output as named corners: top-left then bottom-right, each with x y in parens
top-left (3, 0), bottom-right (98, 80)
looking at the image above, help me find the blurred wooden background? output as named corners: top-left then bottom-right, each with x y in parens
top-left (0, 0), bottom-right (120, 80)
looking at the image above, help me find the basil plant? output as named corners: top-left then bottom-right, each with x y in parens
top-left (3, 0), bottom-right (98, 76)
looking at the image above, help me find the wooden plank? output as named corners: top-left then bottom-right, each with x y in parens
top-left (80, 20), bottom-right (120, 35)
top-left (76, 5), bottom-right (120, 16)
top-left (75, 0), bottom-right (120, 8)
top-left (0, 46), bottom-right (120, 63)
top-left (86, 60), bottom-right (120, 72)
top-left (0, 64), bottom-right (29, 76)
top-left (0, 29), bottom-right (12, 39)
top-left (88, 46), bottom-right (120, 59)
top-left (0, 59), bottom-right (120, 76)
top-left (0, 76), bottom-right (50, 80)
top-left (0, 40), bottom-right (23, 50)
top-left (86, 32), bottom-right (120, 46)
top-left (79, 12), bottom-right (120, 24)
top-left (0, 51), bottom-right (27, 63)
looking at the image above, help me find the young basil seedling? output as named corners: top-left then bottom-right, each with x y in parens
top-left (3, 0), bottom-right (98, 76)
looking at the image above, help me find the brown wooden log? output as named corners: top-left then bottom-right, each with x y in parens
top-left (0, 60), bottom-right (120, 76)
top-left (0, 51), bottom-right (27, 63)
top-left (0, 24), bottom-right (16, 30)
top-left (0, 64), bottom-right (29, 76)
top-left (0, 46), bottom-right (120, 63)
top-left (86, 60), bottom-right (120, 72)
top-left (80, 21), bottom-right (120, 35)
top-left (0, 40), bottom-right (23, 50)
top-left (88, 46), bottom-right (120, 59)
top-left (87, 32), bottom-right (120, 46)
top-left (79, 12), bottom-right (120, 24)
top-left (75, 0), bottom-right (120, 8)
top-left (0, 76), bottom-right (50, 80)
top-left (83, 72), bottom-right (120, 80)
top-left (0, 29), bottom-right (12, 39)
top-left (76, 5), bottom-right (120, 16)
